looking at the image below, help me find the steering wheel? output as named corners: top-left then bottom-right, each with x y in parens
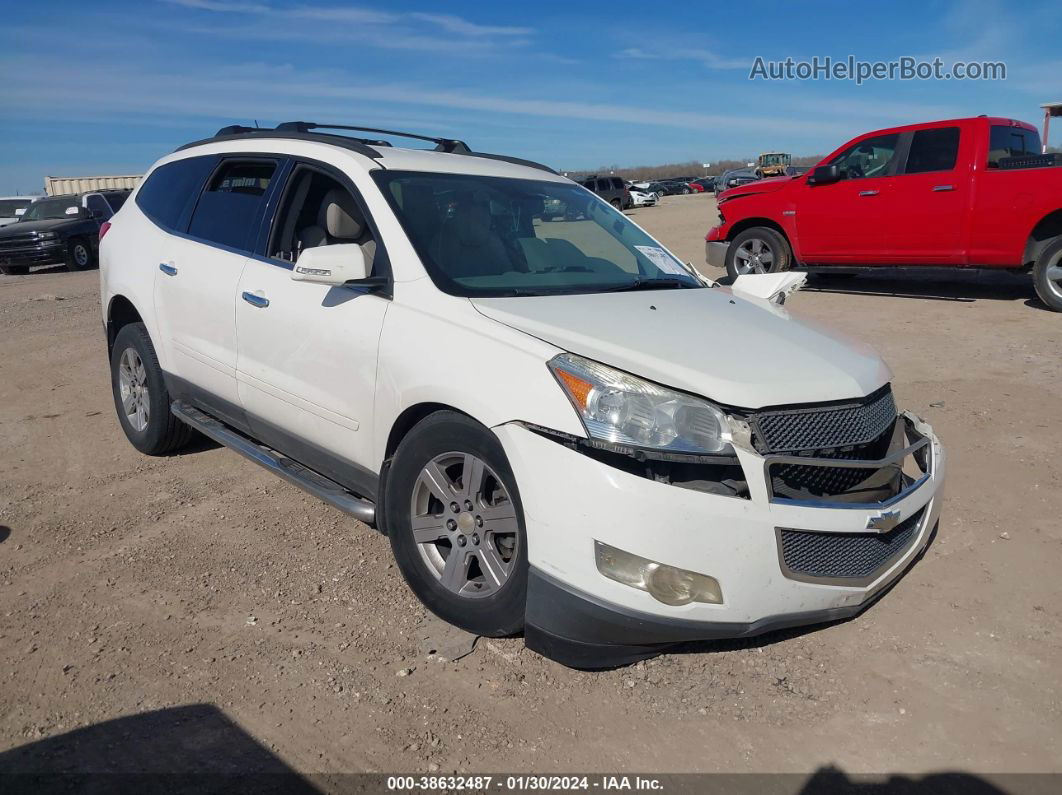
top-left (846, 164), bottom-right (864, 179)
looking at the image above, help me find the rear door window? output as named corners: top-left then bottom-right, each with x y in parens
top-left (595, 179), bottom-right (609, 192)
top-left (903, 127), bottom-right (960, 174)
top-left (136, 156), bottom-right (217, 231)
top-left (188, 160), bottom-right (277, 251)
top-left (609, 178), bottom-right (623, 190)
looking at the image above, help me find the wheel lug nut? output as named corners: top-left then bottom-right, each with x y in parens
top-left (475, 516), bottom-right (483, 527)
top-left (456, 536), bottom-right (466, 547)
top-left (446, 519), bottom-right (456, 531)
top-left (472, 533), bottom-right (479, 545)
top-left (464, 500), bottom-right (473, 511)
top-left (449, 502), bottom-right (459, 513)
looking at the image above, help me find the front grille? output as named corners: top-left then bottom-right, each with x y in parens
top-left (769, 427), bottom-right (898, 500)
top-left (0, 232), bottom-right (42, 249)
top-left (778, 507), bottom-right (925, 581)
top-left (752, 386), bottom-right (897, 454)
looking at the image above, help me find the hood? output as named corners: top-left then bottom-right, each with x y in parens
top-left (471, 288), bottom-right (890, 409)
top-left (718, 176), bottom-right (794, 201)
top-left (0, 218), bottom-right (87, 236)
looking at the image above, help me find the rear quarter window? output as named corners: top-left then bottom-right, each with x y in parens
top-left (136, 156), bottom-right (217, 231)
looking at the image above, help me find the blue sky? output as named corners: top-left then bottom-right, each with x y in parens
top-left (1, 0), bottom-right (1059, 193)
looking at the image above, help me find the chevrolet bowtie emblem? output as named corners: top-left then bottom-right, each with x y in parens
top-left (866, 510), bottom-right (901, 532)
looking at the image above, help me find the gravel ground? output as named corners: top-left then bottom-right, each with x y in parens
top-left (1, 193), bottom-right (1060, 779)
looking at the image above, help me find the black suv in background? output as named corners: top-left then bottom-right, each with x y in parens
top-left (0, 191), bottom-right (129, 275)
top-left (577, 175), bottom-right (631, 209)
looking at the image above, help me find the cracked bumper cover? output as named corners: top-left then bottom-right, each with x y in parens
top-left (494, 414), bottom-right (945, 668)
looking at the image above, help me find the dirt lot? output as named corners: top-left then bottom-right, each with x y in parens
top-left (1, 193), bottom-right (1060, 780)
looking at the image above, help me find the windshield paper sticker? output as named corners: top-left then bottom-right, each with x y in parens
top-left (635, 245), bottom-right (689, 276)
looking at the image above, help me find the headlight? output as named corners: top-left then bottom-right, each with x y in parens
top-left (548, 352), bottom-right (733, 455)
top-left (36, 232), bottom-right (58, 240)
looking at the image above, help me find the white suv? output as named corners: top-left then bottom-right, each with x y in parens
top-left (100, 122), bottom-right (945, 668)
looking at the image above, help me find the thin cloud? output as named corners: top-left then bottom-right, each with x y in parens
top-left (0, 56), bottom-right (852, 140)
top-left (161, 1), bottom-right (535, 43)
top-left (408, 12), bottom-right (532, 37)
top-left (620, 46), bottom-right (747, 70)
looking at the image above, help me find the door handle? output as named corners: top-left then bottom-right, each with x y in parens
top-left (932, 184), bottom-right (955, 192)
top-left (858, 190), bottom-right (879, 197)
top-left (241, 291), bottom-right (270, 308)
top-left (159, 262), bottom-right (177, 276)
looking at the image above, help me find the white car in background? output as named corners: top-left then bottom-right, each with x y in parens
top-left (629, 188), bottom-right (658, 207)
top-left (0, 196), bottom-right (37, 227)
top-left (99, 121), bottom-right (945, 668)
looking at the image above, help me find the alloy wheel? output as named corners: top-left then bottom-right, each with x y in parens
top-left (409, 452), bottom-right (519, 598)
top-left (1045, 248), bottom-right (1062, 301)
top-left (74, 243), bottom-right (90, 268)
top-left (733, 238), bottom-right (775, 274)
top-left (118, 347), bottom-right (150, 432)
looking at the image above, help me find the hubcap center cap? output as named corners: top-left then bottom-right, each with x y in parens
top-left (456, 511), bottom-right (476, 535)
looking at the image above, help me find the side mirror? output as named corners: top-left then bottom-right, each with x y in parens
top-left (292, 243), bottom-right (375, 287)
top-left (809, 164), bottom-right (842, 185)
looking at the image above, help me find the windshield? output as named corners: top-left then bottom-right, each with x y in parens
top-left (0, 199), bottom-right (33, 218)
top-left (373, 171), bottom-right (701, 297)
top-left (20, 197), bottom-right (79, 221)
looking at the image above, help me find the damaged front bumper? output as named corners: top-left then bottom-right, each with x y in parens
top-left (496, 411), bottom-right (945, 668)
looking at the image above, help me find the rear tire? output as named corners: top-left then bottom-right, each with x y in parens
top-left (65, 238), bottom-right (95, 271)
top-left (110, 323), bottom-right (193, 455)
top-left (725, 227), bottom-right (793, 279)
top-left (0, 264), bottom-right (30, 275)
top-left (385, 411), bottom-right (528, 637)
top-left (610, 198), bottom-right (622, 210)
top-left (1032, 238), bottom-right (1062, 312)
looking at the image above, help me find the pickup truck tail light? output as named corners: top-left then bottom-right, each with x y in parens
top-left (99, 221), bottom-right (112, 242)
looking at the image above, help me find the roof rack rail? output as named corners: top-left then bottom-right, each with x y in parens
top-left (275, 121), bottom-right (472, 154)
top-left (177, 123), bottom-right (558, 175)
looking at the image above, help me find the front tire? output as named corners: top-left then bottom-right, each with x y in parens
top-left (725, 226), bottom-right (793, 279)
top-left (65, 238), bottom-right (95, 271)
top-left (110, 323), bottom-right (193, 455)
top-left (386, 411), bottom-right (528, 637)
top-left (1033, 238), bottom-right (1062, 312)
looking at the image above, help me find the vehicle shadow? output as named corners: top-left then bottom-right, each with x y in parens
top-left (798, 765), bottom-right (1010, 794)
top-left (803, 269), bottom-right (1044, 306)
top-left (0, 526), bottom-right (10, 543)
top-left (0, 703), bottom-right (318, 794)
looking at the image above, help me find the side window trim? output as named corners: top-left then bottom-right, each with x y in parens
top-left (254, 157), bottom-right (393, 286)
top-left (184, 155), bottom-right (288, 255)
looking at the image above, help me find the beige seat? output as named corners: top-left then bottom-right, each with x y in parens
top-left (429, 200), bottom-right (511, 278)
top-left (300, 188), bottom-right (376, 266)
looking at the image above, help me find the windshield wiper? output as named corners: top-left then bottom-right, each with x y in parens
top-left (597, 278), bottom-right (699, 293)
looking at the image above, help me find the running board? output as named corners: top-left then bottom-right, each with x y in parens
top-left (171, 401), bottom-right (376, 524)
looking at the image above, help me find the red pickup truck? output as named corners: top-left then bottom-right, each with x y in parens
top-left (705, 116), bottom-right (1062, 310)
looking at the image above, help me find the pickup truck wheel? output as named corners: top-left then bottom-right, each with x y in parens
top-left (1033, 238), bottom-right (1062, 312)
top-left (65, 238), bottom-right (95, 271)
top-left (0, 265), bottom-right (30, 275)
top-left (386, 411), bottom-right (527, 637)
top-left (725, 227), bottom-right (792, 279)
top-left (110, 323), bottom-right (193, 455)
